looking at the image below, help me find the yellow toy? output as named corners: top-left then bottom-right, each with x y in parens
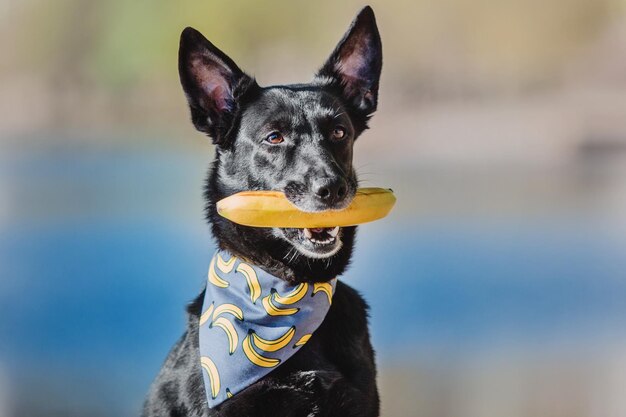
top-left (216, 187), bottom-right (395, 228)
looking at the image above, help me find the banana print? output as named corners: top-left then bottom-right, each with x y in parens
top-left (199, 302), bottom-right (215, 326)
top-left (312, 282), bottom-right (333, 305)
top-left (201, 356), bottom-right (221, 399)
top-left (293, 334), bottom-right (312, 348)
top-left (208, 256), bottom-right (230, 288)
top-left (213, 303), bottom-right (244, 321)
top-left (216, 253), bottom-right (236, 273)
top-left (272, 283), bottom-right (308, 305)
top-left (243, 333), bottom-right (281, 368)
top-left (236, 262), bottom-right (261, 303)
top-left (211, 317), bottom-right (239, 355)
top-left (262, 294), bottom-right (299, 316)
top-left (200, 251), bottom-right (336, 407)
top-left (250, 327), bottom-right (295, 352)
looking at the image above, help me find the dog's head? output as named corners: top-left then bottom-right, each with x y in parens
top-left (179, 7), bottom-right (382, 281)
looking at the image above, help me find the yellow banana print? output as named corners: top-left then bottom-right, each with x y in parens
top-left (273, 283), bottom-right (308, 305)
top-left (208, 256), bottom-right (229, 288)
top-left (216, 253), bottom-right (236, 273)
top-left (211, 317), bottom-right (238, 355)
top-left (312, 282), bottom-right (333, 305)
top-left (250, 327), bottom-right (295, 352)
top-left (213, 303), bottom-right (244, 321)
top-left (226, 389), bottom-right (233, 398)
top-left (236, 263), bottom-right (261, 303)
top-left (199, 302), bottom-right (215, 326)
top-left (262, 294), bottom-right (299, 316)
top-left (243, 333), bottom-right (281, 368)
top-left (200, 356), bottom-right (221, 399)
top-left (294, 334), bottom-right (312, 347)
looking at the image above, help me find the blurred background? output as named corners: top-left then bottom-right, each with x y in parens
top-left (2, 0), bottom-right (626, 416)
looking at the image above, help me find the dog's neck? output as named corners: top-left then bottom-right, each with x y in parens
top-left (203, 158), bottom-right (356, 284)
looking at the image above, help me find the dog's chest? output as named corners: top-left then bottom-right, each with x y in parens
top-left (205, 293), bottom-right (370, 415)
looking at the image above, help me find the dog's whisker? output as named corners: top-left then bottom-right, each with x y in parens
top-left (288, 246), bottom-right (300, 264)
top-left (283, 247), bottom-right (296, 261)
top-left (287, 246), bottom-right (300, 264)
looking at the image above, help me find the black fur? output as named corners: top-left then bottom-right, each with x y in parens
top-left (144, 6), bottom-right (382, 416)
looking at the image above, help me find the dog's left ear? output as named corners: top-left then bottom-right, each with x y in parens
top-left (317, 6), bottom-right (382, 115)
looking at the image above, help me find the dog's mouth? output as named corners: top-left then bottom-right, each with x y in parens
top-left (303, 226), bottom-right (340, 244)
top-left (276, 226), bottom-right (343, 259)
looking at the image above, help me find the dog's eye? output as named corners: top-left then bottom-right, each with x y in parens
top-left (265, 132), bottom-right (284, 145)
top-left (332, 126), bottom-right (347, 140)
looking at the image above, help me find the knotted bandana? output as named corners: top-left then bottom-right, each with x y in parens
top-left (199, 250), bottom-right (337, 408)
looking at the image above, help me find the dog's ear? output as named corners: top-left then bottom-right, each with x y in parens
top-left (179, 27), bottom-right (257, 145)
top-left (317, 6), bottom-right (382, 115)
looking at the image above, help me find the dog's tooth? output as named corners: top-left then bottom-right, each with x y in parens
top-left (303, 228), bottom-right (313, 239)
top-left (329, 226), bottom-right (340, 237)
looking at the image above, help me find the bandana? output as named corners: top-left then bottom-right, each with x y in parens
top-left (198, 250), bottom-right (337, 408)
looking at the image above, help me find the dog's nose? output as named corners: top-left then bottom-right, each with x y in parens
top-left (313, 177), bottom-right (348, 205)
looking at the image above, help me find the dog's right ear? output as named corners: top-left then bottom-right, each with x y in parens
top-left (178, 27), bottom-right (257, 145)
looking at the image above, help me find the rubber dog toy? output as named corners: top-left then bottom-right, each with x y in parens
top-left (216, 187), bottom-right (396, 228)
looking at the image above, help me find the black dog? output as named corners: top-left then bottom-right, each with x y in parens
top-left (143, 6), bottom-right (382, 416)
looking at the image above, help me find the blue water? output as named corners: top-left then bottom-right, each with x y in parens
top-left (1, 145), bottom-right (625, 415)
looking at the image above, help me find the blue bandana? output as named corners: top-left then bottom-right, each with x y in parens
top-left (199, 250), bottom-right (337, 408)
